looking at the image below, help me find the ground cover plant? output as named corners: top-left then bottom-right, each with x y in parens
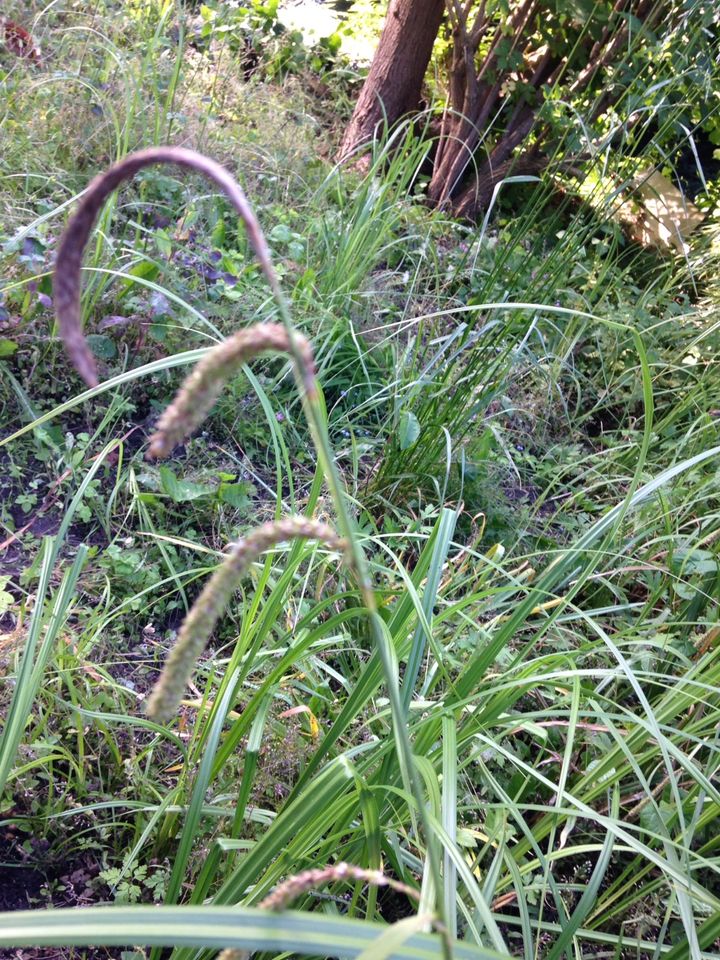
top-left (0, 1), bottom-right (719, 959)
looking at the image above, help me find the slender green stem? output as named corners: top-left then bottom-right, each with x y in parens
top-left (270, 281), bottom-right (450, 955)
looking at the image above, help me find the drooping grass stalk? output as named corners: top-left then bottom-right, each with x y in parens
top-left (52, 146), bottom-right (450, 945)
top-left (146, 517), bottom-right (346, 721)
top-left (217, 863), bottom-right (424, 960)
top-left (145, 323), bottom-right (314, 459)
top-left (53, 147), bottom-right (290, 388)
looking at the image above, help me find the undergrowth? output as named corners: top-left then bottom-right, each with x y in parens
top-left (0, 2), bottom-right (719, 959)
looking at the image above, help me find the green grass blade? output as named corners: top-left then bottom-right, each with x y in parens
top-left (402, 508), bottom-right (457, 713)
top-left (0, 905), bottom-right (513, 958)
top-left (543, 786), bottom-right (618, 960)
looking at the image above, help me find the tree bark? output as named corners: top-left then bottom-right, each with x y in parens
top-left (337, 0), bottom-right (446, 162)
top-left (339, 0), bottom-right (674, 220)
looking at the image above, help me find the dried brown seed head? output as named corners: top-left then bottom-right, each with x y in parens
top-left (53, 147), bottom-right (280, 387)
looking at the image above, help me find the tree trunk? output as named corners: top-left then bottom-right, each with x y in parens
top-left (340, 0), bottom-right (683, 221)
top-left (337, 0), bottom-right (446, 162)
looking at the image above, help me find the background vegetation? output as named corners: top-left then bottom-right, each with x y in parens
top-left (0, 1), bottom-right (719, 958)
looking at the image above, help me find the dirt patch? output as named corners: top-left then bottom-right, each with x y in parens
top-left (0, 828), bottom-right (116, 959)
top-left (0, 829), bottom-right (102, 910)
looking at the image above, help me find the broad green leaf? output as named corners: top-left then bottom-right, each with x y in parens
top-left (159, 466), bottom-right (214, 502)
top-left (218, 481), bottom-right (252, 508)
top-left (0, 904), bottom-right (510, 959)
top-left (86, 334), bottom-right (117, 360)
top-left (398, 411), bottom-right (421, 451)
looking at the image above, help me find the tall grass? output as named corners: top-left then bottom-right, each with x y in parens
top-left (0, 2), bottom-right (719, 959)
top-left (359, 0), bottom-right (719, 496)
top-left (2, 369), bottom-right (719, 956)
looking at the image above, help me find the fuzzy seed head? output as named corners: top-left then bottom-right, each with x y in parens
top-left (216, 863), bottom-right (420, 960)
top-left (145, 518), bottom-right (346, 722)
top-left (53, 147), bottom-right (283, 387)
top-left (147, 323), bottom-right (315, 459)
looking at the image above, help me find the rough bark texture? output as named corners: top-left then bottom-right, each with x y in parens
top-left (340, 0), bottom-right (674, 219)
top-left (337, 0), bottom-right (446, 162)
top-left (425, 0), bottom-right (662, 218)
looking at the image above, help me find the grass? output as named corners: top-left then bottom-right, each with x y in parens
top-left (1, 1), bottom-right (719, 958)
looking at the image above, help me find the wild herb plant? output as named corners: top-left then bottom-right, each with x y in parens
top-left (35, 144), bottom-right (454, 956)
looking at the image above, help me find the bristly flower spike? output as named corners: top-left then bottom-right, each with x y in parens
top-left (55, 148), bottom-right (451, 950)
top-left (53, 146), bottom-right (308, 389)
top-left (146, 322), bottom-right (314, 458)
top-left (217, 863), bottom-right (423, 960)
top-left (145, 518), bottom-right (346, 722)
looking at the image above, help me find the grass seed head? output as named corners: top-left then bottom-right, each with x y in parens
top-left (145, 517), bottom-right (346, 721)
top-left (147, 323), bottom-right (314, 459)
top-left (53, 147), bottom-right (283, 387)
top-left (216, 863), bottom-right (420, 960)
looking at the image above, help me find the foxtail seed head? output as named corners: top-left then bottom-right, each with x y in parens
top-left (147, 323), bottom-right (315, 459)
top-left (53, 147), bottom-right (284, 387)
top-left (145, 517), bottom-right (346, 721)
top-left (216, 863), bottom-right (420, 960)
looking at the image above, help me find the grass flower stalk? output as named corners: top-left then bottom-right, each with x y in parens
top-left (217, 863), bottom-right (423, 960)
top-left (145, 517), bottom-right (346, 721)
top-left (146, 323), bottom-right (314, 458)
top-left (53, 146), bottom-right (450, 949)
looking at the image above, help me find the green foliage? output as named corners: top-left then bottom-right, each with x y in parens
top-left (0, 2), bottom-right (719, 959)
top-left (424, 0), bottom-right (720, 220)
top-left (194, 0), bottom-right (345, 79)
top-left (100, 863), bottom-right (170, 904)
